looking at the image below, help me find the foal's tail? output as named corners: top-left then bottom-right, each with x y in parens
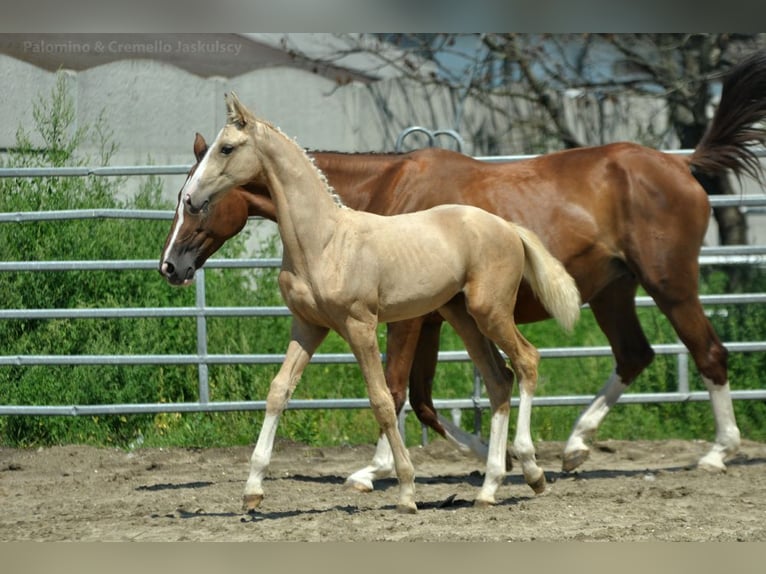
top-left (689, 50), bottom-right (766, 185)
top-left (513, 224), bottom-right (581, 332)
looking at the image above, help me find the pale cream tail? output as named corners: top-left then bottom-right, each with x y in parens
top-left (513, 224), bottom-right (581, 332)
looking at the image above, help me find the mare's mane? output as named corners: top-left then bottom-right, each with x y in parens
top-left (306, 149), bottom-right (410, 157)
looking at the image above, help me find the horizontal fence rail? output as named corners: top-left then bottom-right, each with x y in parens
top-left (1, 152), bottom-right (766, 444)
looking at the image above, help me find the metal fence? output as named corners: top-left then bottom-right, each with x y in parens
top-left (2, 155), bottom-right (766, 440)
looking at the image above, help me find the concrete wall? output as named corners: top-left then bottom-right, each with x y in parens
top-left (0, 55), bottom-right (491, 197)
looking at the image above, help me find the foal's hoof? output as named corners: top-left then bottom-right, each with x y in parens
top-left (242, 493), bottom-right (264, 512)
top-left (344, 477), bottom-right (374, 493)
top-left (562, 448), bottom-right (590, 472)
top-left (396, 502), bottom-right (418, 514)
top-left (529, 472), bottom-right (547, 495)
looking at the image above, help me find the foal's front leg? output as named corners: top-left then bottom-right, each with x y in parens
top-left (345, 318), bottom-right (424, 492)
top-left (343, 316), bottom-right (417, 514)
top-left (243, 319), bottom-right (328, 511)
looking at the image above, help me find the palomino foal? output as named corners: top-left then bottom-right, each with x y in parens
top-left (179, 93), bottom-right (581, 513)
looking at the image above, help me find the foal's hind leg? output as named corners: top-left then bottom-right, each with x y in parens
top-left (495, 328), bottom-right (545, 495)
top-left (461, 292), bottom-right (545, 497)
top-left (438, 299), bottom-right (515, 507)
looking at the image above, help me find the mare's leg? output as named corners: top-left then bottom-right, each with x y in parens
top-left (407, 315), bottom-right (444, 435)
top-left (345, 318), bottom-right (425, 492)
top-left (631, 220), bottom-right (739, 470)
top-left (243, 319), bottom-right (329, 511)
top-left (566, 249), bottom-right (740, 472)
top-left (630, 190), bottom-right (739, 470)
top-left (407, 314), bottom-right (497, 459)
top-left (438, 299), bottom-right (512, 506)
top-left (343, 316), bottom-right (417, 514)
top-left (563, 277), bottom-right (654, 471)
top-left (650, 293), bottom-right (740, 471)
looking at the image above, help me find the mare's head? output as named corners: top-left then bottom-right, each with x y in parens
top-left (158, 131), bottom-right (274, 286)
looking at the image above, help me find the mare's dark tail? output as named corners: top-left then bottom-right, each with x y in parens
top-left (689, 50), bottom-right (766, 185)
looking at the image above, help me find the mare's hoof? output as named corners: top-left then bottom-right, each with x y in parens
top-left (242, 493), bottom-right (264, 511)
top-left (344, 478), bottom-right (373, 493)
top-left (505, 448), bottom-right (514, 472)
top-left (473, 497), bottom-right (495, 509)
top-left (697, 456), bottom-right (727, 473)
top-left (562, 448), bottom-right (589, 472)
top-left (396, 502), bottom-right (418, 514)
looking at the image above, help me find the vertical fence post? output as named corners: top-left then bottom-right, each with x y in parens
top-left (398, 389), bottom-right (407, 444)
top-left (677, 341), bottom-right (689, 395)
top-left (195, 268), bottom-right (210, 404)
top-left (472, 366), bottom-right (483, 435)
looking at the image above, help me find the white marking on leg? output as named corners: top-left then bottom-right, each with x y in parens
top-left (698, 378), bottom-right (741, 471)
top-left (383, 424), bottom-right (417, 513)
top-left (344, 433), bottom-right (395, 492)
top-left (242, 324), bottom-right (327, 509)
top-left (244, 412), bottom-right (280, 499)
top-left (513, 387), bottom-right (545, 492)
top-left (563, 370), bottom-right (628, 471)
top-left (475, 405), bottom-right (510, 506)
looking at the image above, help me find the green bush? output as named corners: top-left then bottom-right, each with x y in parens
top-left (0, 74), bottom-right (255, 447)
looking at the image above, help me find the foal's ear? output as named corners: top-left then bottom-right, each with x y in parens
top-left (225, 92), bottom-right (254, 129)
top-left (193, 132), bottom-right (208, 161)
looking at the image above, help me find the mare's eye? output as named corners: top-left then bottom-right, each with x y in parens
top-left (221, 145), bottom-right (235, 155)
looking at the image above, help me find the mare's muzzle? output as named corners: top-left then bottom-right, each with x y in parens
top-left (159, 253), bottom-right (196, 286)
top-left (184, 193), bottom-right (210, 215)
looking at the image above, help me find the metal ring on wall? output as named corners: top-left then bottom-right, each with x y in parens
top-left (395, 126), bottom-right (465, 153)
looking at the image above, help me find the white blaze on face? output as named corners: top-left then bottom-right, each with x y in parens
top-left (162, 128), bottom-right (224, 266)
top-left (162, 193), bottom-right (187, 266)
top-left (182, 127), bottom-right (223, 206)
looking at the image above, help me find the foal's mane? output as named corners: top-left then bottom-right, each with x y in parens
top-left (256, 116), bottom-right (347, 209)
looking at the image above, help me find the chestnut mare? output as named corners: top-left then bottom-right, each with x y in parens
top-left (161, 51), bottom-right (766, 489)
top-left (176, 93), bottom-right (580, 512)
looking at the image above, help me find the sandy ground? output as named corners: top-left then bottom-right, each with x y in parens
top-left (1, 437), bottom-right (765, 542)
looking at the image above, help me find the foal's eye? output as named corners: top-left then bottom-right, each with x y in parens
top-left (220, 144), bottom-right (235, 155)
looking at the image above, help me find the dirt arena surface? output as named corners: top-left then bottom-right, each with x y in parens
top-left (1, 437), bottom-right (765, 541)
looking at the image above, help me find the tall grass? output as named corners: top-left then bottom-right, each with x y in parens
top-left (1, 74), bottom-right (764, 450)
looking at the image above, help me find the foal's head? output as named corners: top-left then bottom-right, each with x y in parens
top-left (182, 92), bottom-right (264, 214)
top-left (158, 132), bottom-right (273, 286)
